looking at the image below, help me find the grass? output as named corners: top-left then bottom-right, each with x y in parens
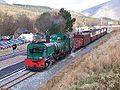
top-left (72, 67), bottom-right (120, 90)
top-left (75, 75), bottom-right (97, 87)
top-left (71, 30), bottom-right (120, 90)
top-left (72, 69), bottom-right (112, 90)
top-left (74, 68), bottom-right (110, 87)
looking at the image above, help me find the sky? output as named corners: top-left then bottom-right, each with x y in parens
top-left (5, 0), bottom-right (110, 12)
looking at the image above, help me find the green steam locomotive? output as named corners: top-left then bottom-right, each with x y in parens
top-left (25, 33), bottom-right (73, 70)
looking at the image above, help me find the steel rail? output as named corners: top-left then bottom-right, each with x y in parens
top-left (0, 71), bottom-right (37, 90)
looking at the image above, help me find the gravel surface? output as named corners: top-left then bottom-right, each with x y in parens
top-left (0, 55), bottom-right (26, 70)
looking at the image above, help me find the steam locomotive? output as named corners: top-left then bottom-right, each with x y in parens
top-left (25, 28), bottom-right (107, 70)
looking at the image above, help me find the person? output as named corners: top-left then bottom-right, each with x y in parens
top-left (12, 43), bottom-right (17, 55)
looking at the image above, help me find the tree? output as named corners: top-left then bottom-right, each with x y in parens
top-left (35, 12), bottom-right (66, 34)
top-left (48, 12), bottom-right (66, 34)
top-left (0, 12), bottom-right (19, 36)
top-left (35, 12), bottom-right (52, 33)
top-left (18, 14), bottom-right (30, 29)
top-left (48, 22), bottom-right (60, 35)
top-left (59, 8), bottom-right (76, 32)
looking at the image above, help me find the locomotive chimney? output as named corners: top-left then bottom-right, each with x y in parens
top-left (46, 34), bottom-right (50, 43)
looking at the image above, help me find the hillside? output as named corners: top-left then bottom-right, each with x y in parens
top-left (81, 0), bottom-right (120, 20)
top-left (0, 4), bottom-right (52, 17)
top-left (0, 3), bottom-right (118, 35)
top-left (81, 1), bottom-right (108, 16)
top-left (13, 4), bottom-right (52, 13)
top-left (0, 3), bottom-right (104, 27)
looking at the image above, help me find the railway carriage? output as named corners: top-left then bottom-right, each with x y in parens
top-left (73, 31), bottom-right (91, 49)
top-left (82, 31), bottom-right (91, 46)
top-left (73, 28), bottom-right (107, 50)
top-left (99, 28), bottom-right (103, 37)
top-left (90, 29), bottom-right (97, 41)
top-left (96, 29), bottom-right (101, 38)
top-left (102, 28), bottom-right (107, 35)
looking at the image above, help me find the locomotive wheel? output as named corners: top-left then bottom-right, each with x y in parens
top-left (45, 60), bottom-right (52, 69)
top-left (52, 54), bottom-right (60, 60)
top-left (71, 47), bottom-right (75, 53)
top-left (25, 66), bottom-right (29, 70)
top-left (68, 47), bottom-right (72, 54)
top-left (54, 56), bottom-right (60, 60)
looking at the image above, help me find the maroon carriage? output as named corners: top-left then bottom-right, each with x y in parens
top-left (73, 31), bottom-right (91, 49)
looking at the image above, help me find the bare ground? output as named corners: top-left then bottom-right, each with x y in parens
top-left (39, 28), bottom-right (120, 90)
top-left (0, 43), bottom-right (28, 56)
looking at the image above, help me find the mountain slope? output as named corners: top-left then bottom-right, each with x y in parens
top-left (81, 1), bottom-right (109, 16)
top-left (0, 4), bottom-right (52, 17)
top-left (13, 4), bottom-right (52, 13)
top-left (81, 0), bottom-right (120, 20)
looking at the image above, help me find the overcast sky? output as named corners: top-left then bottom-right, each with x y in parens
top-left (5, 0), bottom-right (110, 12)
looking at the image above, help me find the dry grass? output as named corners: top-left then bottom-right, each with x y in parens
top-left (39, 28), bottom-right (120, 90)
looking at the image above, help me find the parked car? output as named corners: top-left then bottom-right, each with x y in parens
top-left (15, 39), bottom-right (24, 45)
top-left (9, 39), bottom-right (23, 45)
top-left (9, 39), bottom-right (17, 45)
top-left (1, 36), bottom-right (11, 40)
top-left (0, 41), bottom-right (9, 48)
top-left (17, 37), bottom-right (28, 43)
top-left (6, 41), bottom-right (13, 47)
top-left (0, 44), bottom-right (5, 49)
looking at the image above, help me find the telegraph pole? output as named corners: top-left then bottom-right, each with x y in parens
top-left (100, 17), bottom-right (102, 28)
top-left (108, 20), bottom-right (113, 33)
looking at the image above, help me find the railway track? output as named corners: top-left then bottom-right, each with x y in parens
top-left (0, 49), bottom-right (26, 61)
top-left (0, 67), bottom-right (25, 80)
top-left (0, 71), bottom-right (37, 90)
